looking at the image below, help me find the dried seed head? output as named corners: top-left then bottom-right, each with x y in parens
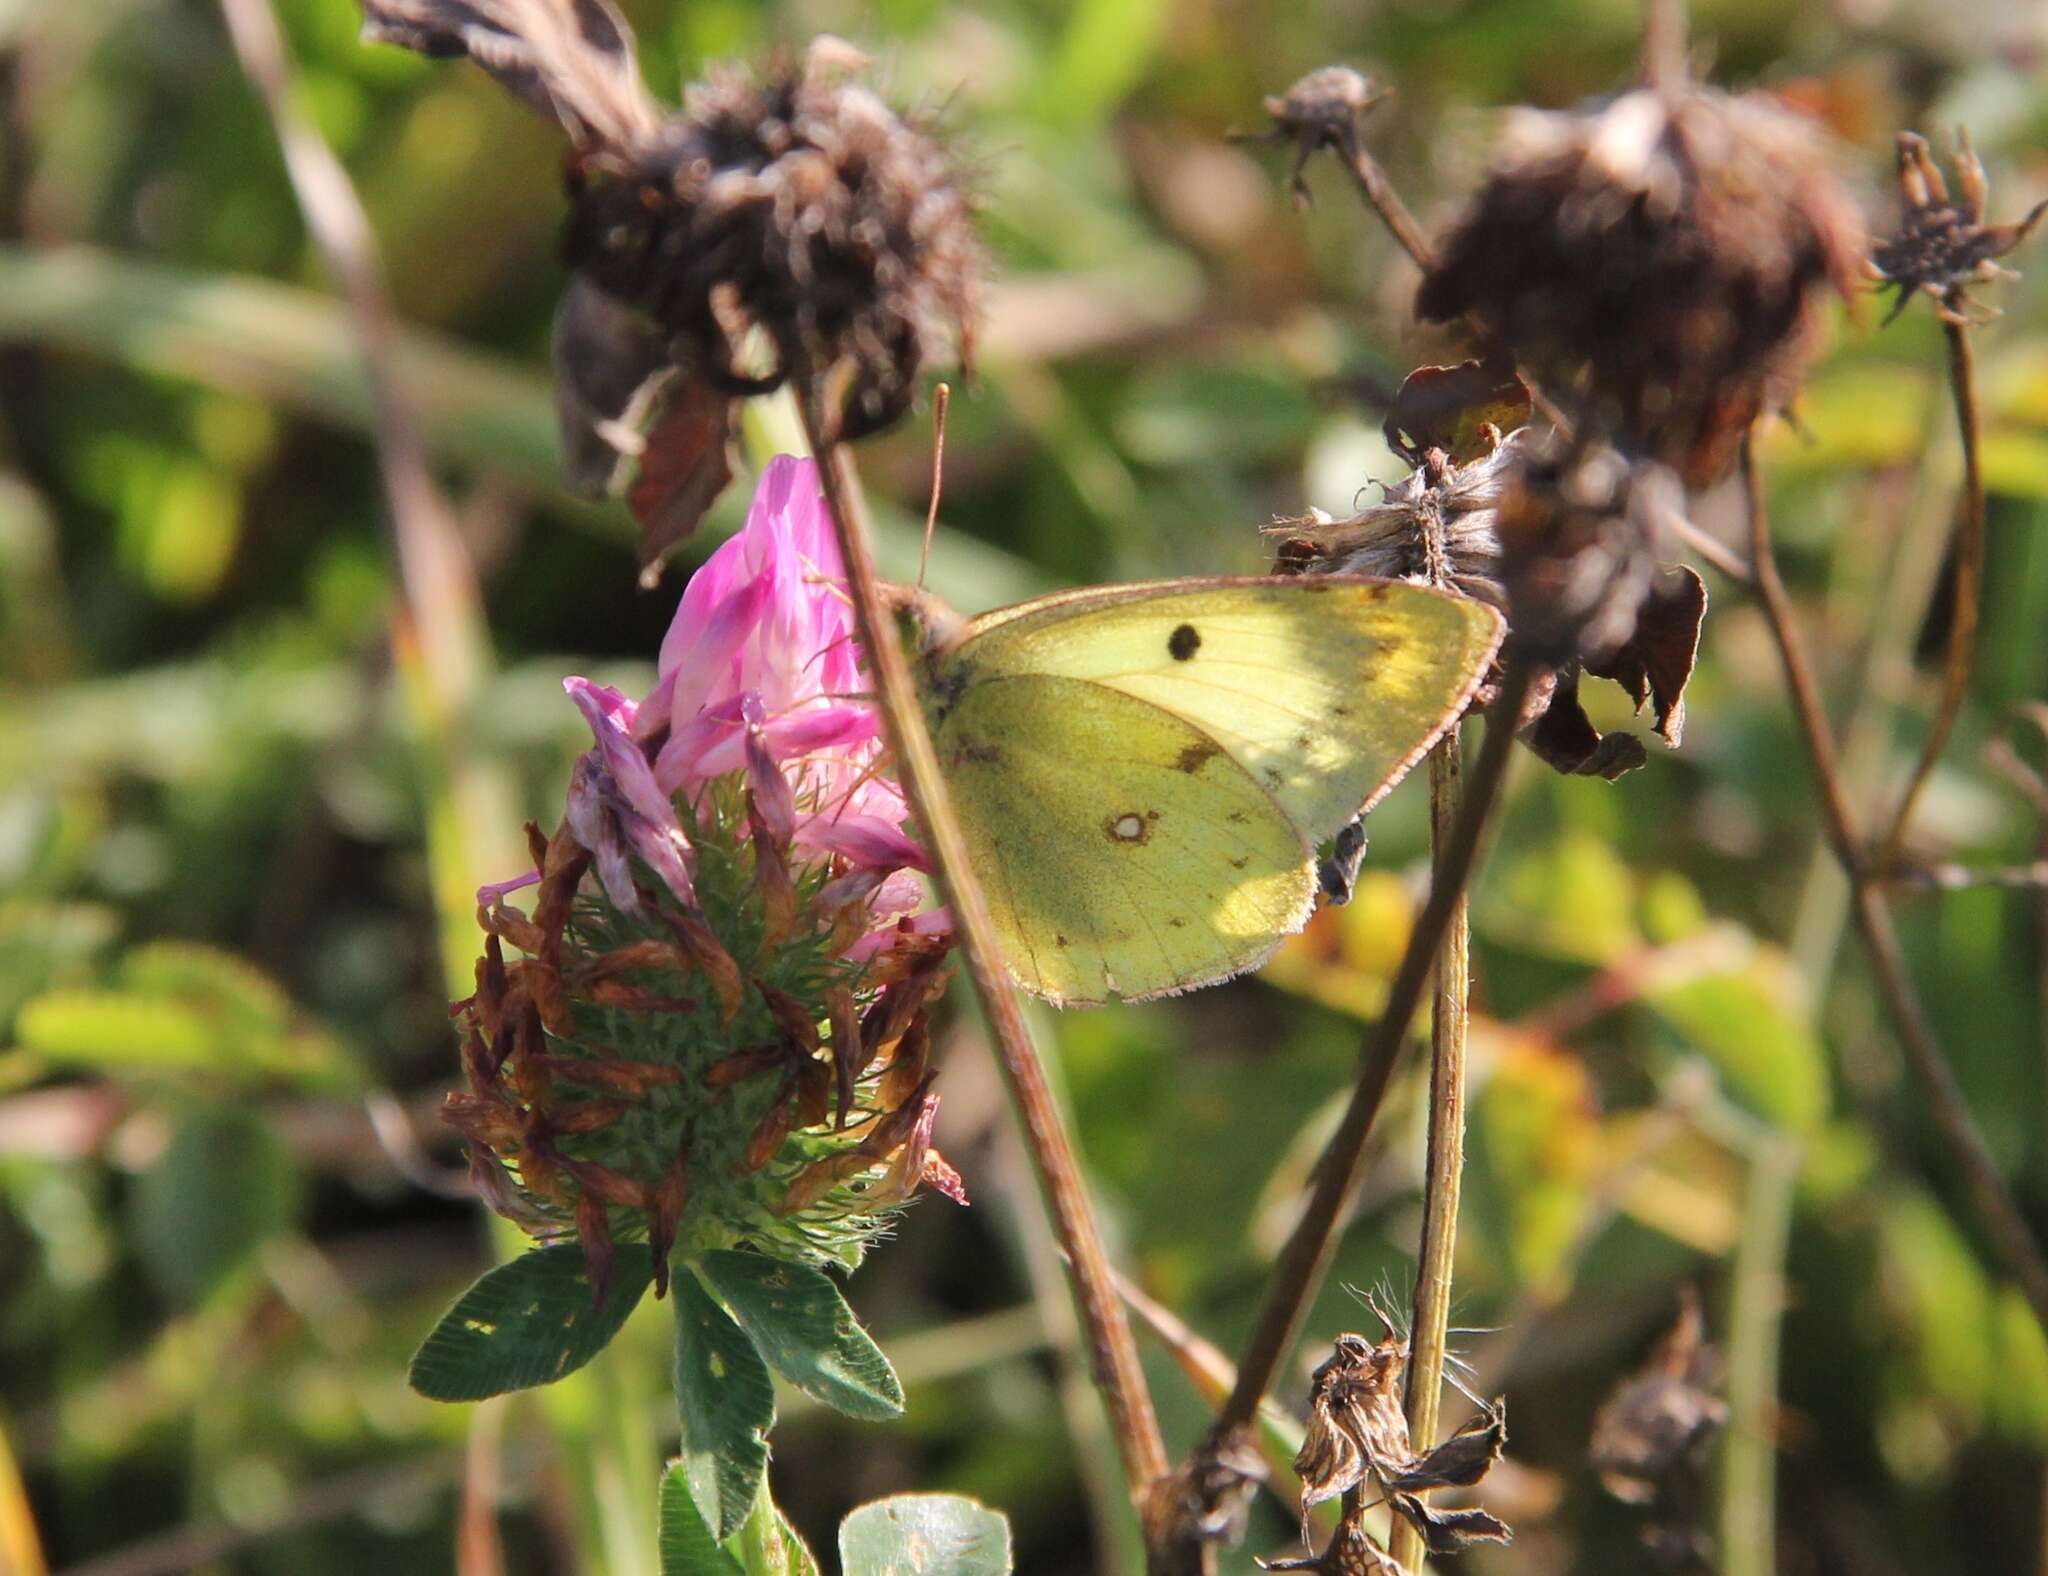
top-left (1870, 129), bottom-right (2046, 326)
top-left (1492, 436), bottom-right (1707, 778)
top-left (568, 44), bottom-right (983, 445)
top-left (1249, 65), bottom-right (1390, 205)
top-left (1274, 1326), bottom-right (1511, 1571)
top-left (1268, 367), bottom-right (1707, 780)
top-left (1417, 83), bottom-right (1864, 486)
top-left (1591, 1287), bottom-right (1728, 1505)
top-left (363, 10), bottom-right (984, 567)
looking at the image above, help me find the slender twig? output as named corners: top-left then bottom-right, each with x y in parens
top-left (1388, 730), bottom-right (1473, 1570)
top-left (1879, 859), bottom-right (2048, 892)
top-left (1336, 142), bottom-right (1437, 276)
top-left (1210, 655), bottom-right (1537, 1449)
top-left (1664, 511), bottom-right (1753, 586)
top-left (795, 406), bottom-right (1170, 1514)
top-left (1741, 435), bottom-right (2048, 1331)
top-left (215, 0), bottom-right (484, 703)
top-left (1716, 1124), bottom-right (1800, 1576)
top-left (1877, 318), bottom-right (1986, 863)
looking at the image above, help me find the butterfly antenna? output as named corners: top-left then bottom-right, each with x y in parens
top-left (918, 382), bottom-right (950, 592)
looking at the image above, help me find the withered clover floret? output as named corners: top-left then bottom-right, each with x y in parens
top-left (1869, 129), bottom-right (2046, 326)
top-left (1260, 1305), bottom-right (1510, 1573)
top-left (361, 1), bottom-right (982, 569)
top-left (449, 459), bottom-right (964, 1305)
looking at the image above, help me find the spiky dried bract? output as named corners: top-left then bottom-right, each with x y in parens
top-left (567, 49), bottom-right (983, 444)
top-left (1417, 84), bottom-right (1863, 486)
top-left (1870, 130), bottom-right (2046, 326)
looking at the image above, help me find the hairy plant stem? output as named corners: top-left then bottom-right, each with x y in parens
top-left (1741, 436), bottom-right (2048, 1331)
top-left (796, 406), bottom-right (1170, 1515)
top-left (1210, 656), bottom-right (1535, 1456)
top-left (1877, 318), bottom-right (1986, 865)
top-left (1388, 731), bottom-right (1473, 1571)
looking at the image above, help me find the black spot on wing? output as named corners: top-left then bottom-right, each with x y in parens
top-left (1168, 623), bottom-right (1201, 661)
top-left (1175, 739), bottom-right (1221, 773)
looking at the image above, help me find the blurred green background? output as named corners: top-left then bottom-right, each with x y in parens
top-left (2, 0), bottom-right (2046, 1571)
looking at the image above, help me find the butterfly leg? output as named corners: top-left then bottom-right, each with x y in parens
top-left (1317, 817), bottom-right (1369, 905)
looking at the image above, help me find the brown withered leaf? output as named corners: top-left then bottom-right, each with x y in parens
top-left (359, 0), bottom-right (662, 153)
top-left (1387, 1398), bottom-right (1508, 1492)
top-left (1387, 1493), bottom-right (1513, 1555)
top-left (1585, 566), bottom-right (1708, 749)
top-left (1522, 667), bottom-right (1652, 780)
top-left (1383, 360), bottom-right (1530, 466)
top-left (551, 274), bottom-right (675, 496)
top-left (628, 381), bottom-right (738, 583)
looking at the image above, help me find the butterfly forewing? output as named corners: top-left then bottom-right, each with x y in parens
top-left (934, 675), bottom-right (1313, 1005)
top-left (952, 578), bottom-right (1503, 837)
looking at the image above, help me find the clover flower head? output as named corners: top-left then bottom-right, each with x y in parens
top-left (450, 457), bottom-right (960, 1303)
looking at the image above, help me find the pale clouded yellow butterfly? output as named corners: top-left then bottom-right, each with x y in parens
top-left (904, 577), bottom-right (1505, 1005)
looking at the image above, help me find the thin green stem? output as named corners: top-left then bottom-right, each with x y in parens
top-left (795, 407), bottom-right (1171, 1519)
top-left (1388, 733), bottom-right (1471, 1572)
top-left (1212, 656), bottom-right (1535, 1447)
top-left (1718, 1131), bottom-right (1799, 1576)
top-left (1877, 318), bottom-right (1986, 865)
top-left (1741, 436), bottom-right (2048, 1333)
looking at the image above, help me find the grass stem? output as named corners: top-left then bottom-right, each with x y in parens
top-left (1388, 733), bottom-right (1472, 1571)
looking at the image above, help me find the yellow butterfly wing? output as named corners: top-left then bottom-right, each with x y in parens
top-left (951, 577), bottom-right (1505, 833)
top-left (923, 577), bottom-right (1504, 1004)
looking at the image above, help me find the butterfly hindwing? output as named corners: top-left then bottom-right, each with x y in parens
top-left (934, 674), bottom-right (1312, 1005)
top-left (951, 578), bottom-right (1503, 837)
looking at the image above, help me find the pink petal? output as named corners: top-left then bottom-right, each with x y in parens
top-left (477, 869), bottom-right (541, 908)
top-left (565, 677), bottom-right (678, 834)
top-left (797, 813), bottom-right (930, 873)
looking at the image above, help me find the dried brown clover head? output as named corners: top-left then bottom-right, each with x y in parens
top-left (361, 3), bottom-right (982, 571)
top-left (566, 50), bottom-right (982, 443)
top-left (1869, 129), bottom-right (2046, 327)
top-left (1416, 81), bottom-right (1863, 487)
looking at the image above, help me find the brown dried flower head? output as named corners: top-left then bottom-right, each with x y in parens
top-left (1869, 129), bottom-right (2046, 326)
top-left (1269, 1303), bottom-right (1511, 1571)
top-left (361, 3), bottom-right (983, 569)
top-left (566, 43), bottom-right (982, 444)
top-left (1417, 81), bottom-right (1864, 486)
top-left (1248, 65), bottom-right (1390, 206)
top-left (1589, 1287), bottom-right (1728, 1571)
top-left (1590, 1286), bottom-right (1727, 1505)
